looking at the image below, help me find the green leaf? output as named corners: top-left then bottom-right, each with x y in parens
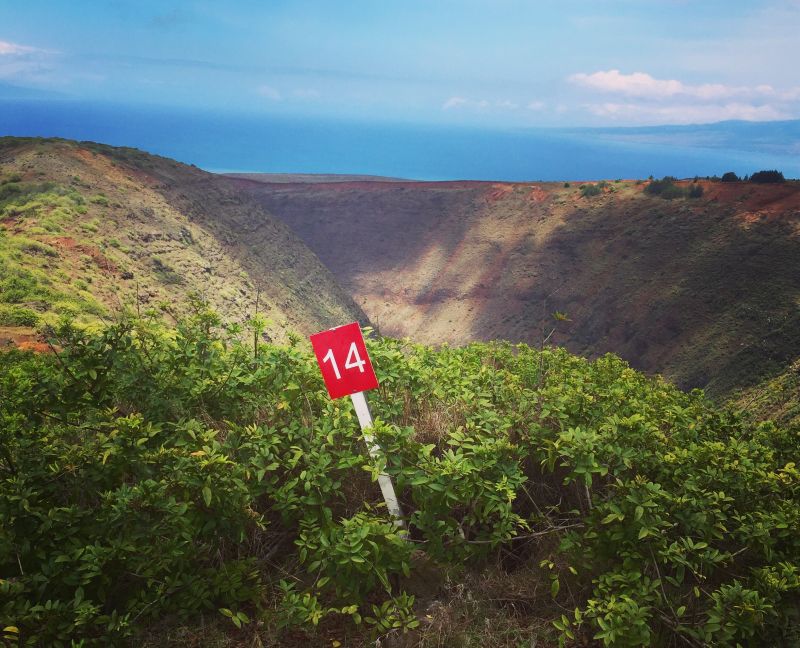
top-left (202, 486), bottom-right (212, 507)
top-left (634, 505), bottom-right (644, 521)
top-left (551, 578), bottom-right (560, 598)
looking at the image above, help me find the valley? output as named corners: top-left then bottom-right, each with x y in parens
top-left (233, 174), bottom-right (800, 397)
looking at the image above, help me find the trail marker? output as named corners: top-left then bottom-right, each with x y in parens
top-left (310, 323), bottom-right (405, 529)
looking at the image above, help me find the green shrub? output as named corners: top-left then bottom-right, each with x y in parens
top-left (16, 238), bottom-right (58, 257)
top-left (750, 170), bottom-right (785, 184)
top-left (2, 172), bottom-right (22, 184)
top-left (152, 257), bottom-right (183, 284)
top-left (581, 184), bottom-right (602, 197)
top-left (721, 171), bottom-right (739, 182)
top-left (1, 309), bottom-right (798, 645)
top-left (644, 176), bottom-right (677, 196)
top-left (688, 183), bottom-right (704, 198)
top-left (0, 304), bottom-right (40, 326)
top-left (0, 182), bottom-right (22, 202)
top-left (644, 176), bottom-right (700, 200)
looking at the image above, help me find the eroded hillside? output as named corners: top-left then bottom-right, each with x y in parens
top-left (0, 137), bottom-right (363, 346)
top-left (233, 176), bottom-right (800, 395)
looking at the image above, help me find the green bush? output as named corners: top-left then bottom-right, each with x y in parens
top-left (721, 171), bottom-right (739, 182)
top-left (644, 177), bottom-right (703, 200)
top-left (0, 304), bottom-right (40, 326)
top-left (750, 170), bottom-right (785, 184)
top-left (644, 176), bottom-right (678, 197)
top-left (152, 257), bottom-right (182, 284)
top-left (1, 308), bottom-right (799, 645)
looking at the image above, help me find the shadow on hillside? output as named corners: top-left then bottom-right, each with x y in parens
top-left (467, 193), bottom-right (800, 393)
top-left (242, 178), bottom-right (800, 395)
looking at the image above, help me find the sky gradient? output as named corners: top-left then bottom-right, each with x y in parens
top-left (1, 1), bottom-right (799, 128)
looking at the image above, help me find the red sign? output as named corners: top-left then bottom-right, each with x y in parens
top-left (310, 322), bottom-right (379, 399)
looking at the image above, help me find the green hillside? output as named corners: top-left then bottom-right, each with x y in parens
top-left (0, 137), bottom-right (363, 345)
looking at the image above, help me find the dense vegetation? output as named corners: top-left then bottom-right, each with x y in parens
top-left (0, 178), bottom-right (107, 327)
top-left (2, 306), bottom-right (799, 646)
top-left (750, 170), bottom-right (785, 184)
top-left (643, 177), bottom-right (703, 200)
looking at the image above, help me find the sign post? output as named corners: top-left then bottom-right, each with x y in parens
top-left (310, 322), bottom-right (405, 529)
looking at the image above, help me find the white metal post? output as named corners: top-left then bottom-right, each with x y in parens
top-left (350, 391), bottom-right (406, 531)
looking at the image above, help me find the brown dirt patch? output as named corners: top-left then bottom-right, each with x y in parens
top-left (49, 236), bottom-right (118, 272)
top-left (0, 326), bottom-right (50, 353)
top-left (528, 185), bottom-right (548, 203)
top-left (486, 183), bottom-right (514, 202)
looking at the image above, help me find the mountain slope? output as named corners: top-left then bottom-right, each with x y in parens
top-left (232, 175), bottom-right (800, 396)
top-left (0, 137), bottom-right (363, 344)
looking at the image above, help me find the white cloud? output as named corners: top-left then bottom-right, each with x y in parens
top-left (256, 84), bottom-right (282, 101)
top-left (527, 100), bottom-right (545, 111)
top-left (443, 96), bottom-right (522, 112)
top-left (569, 69), bottom-right (780, 101)
top-left (495, 99), bottom-right (519, 110)
top-left (442, 96), bottom-right (468, 110)
top-left (569, 69), bottom-right (800, 124)
top-left (0, 39), bottom-right (59, 85)
top-left (586, 101), bottom-right (789, 124)
top-left (0, 40), bottom-right (40, 56)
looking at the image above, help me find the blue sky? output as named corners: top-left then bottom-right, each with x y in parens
top-left (1, 0), bottom-right (799, 127)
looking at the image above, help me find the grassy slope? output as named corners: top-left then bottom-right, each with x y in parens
top-left (232, 176), bottom-right (800, 398)
top-left (733, 356), bottom-right (800, 427)
top-left (0, 137), bottom-right (363, 343)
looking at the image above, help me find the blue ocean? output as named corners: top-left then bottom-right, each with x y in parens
top-left (1, 100), bottom-right (797, 181)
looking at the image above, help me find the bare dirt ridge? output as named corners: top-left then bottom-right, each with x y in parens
top-left (234, 176), bottom-right (800, 396)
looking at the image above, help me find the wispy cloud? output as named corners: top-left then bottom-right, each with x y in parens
top-left (256, 84), bottom-right (282, 101)
top-left (442, 96), bottom-right (468, 110)
top-left (442, 96), bottom-right (522, 112)
top-left (0, 40), bottom-right (42, 56)
top-left (569, 69), bottom-right (800, 124)
top-left (589, 101), bottom-right (789, 123)
top-left (569, 69), bottom-right (778, 101)
top-left (0, 39), bottom-right (59, 85)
